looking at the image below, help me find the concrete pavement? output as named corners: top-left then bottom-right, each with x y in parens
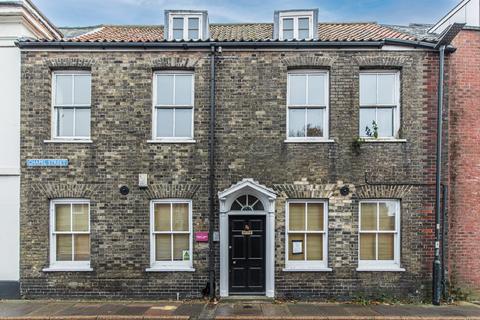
top-left (0, 299), bottom-right (480, 319)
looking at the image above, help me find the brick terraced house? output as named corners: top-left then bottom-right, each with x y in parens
top-left (16, 8), bottom-right (463, 300)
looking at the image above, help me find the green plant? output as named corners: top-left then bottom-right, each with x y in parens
top-left (352, 137), bottom-right (365, 156)
top-left (365, 120), bottom-right (379, 139)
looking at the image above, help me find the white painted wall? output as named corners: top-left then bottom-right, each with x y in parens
top-left (430, 0), bottom-right (480, 33)
top-left (0, 2), bottom-right (58, 287)
top-left (0, 25), bottom-right (23, 281)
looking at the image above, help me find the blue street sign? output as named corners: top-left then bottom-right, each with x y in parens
top-left (26, 159), bottom-right (69, 167)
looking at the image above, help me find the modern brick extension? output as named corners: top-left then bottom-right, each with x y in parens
top-left (447, 28), bottom-right (480, 296)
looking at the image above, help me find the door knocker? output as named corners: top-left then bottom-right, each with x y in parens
top-left (241, 224), bottom-right (253, 236)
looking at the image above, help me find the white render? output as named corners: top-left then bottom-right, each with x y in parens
top-left (0, 0), bottom-right (59, 284)
top-left (429, 0), bottom-right (480, 34)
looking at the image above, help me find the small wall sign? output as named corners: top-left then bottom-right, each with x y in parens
top-left (292, 240), bottom-right (303, 254)
top-left (26, 159), bottom-right (68, 167)
top-left (195, 232), bottom-right (208, 242)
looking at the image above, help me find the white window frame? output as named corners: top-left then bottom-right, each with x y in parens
top-left (279, 11), bottom-right (314, 40)
top-left (286, 70), bottom-right (330, 142)
top-left (151, 71), bottom-right (195, 142)
top-left (357, 199), bottom-right (404, 272)
top-left (147, 199), bottom-right (194, 272)
top-left (359, 70), bottom-right (401, 139)
top-left (45, 199), bottom-right (92, 272)
top-left (168, 13), bottom-right (203, 40)
top-left (51, 71), bottom-right (92, 141)
top-left (284, 199), bottom-right (330, 271)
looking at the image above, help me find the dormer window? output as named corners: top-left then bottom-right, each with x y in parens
top-left (166, 11), bottom-right (208, 41)
top-left (275, 9), bottom-right (318, 40)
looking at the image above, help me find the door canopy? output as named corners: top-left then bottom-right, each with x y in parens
top-left (218, 178), bottom-right (277, 213)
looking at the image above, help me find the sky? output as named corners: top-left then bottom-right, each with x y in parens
top-left (32, 0), bottom-right (459, 27)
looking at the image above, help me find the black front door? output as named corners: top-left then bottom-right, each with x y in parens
top-left (229, 215), bottom-right (266, 295)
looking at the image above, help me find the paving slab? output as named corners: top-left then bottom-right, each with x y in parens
top-left (232, 303), bottom-right (262, 316)
top-left (23, 302), bottom-right (77, 316)
top-left (0, 301), bottom-right (50, 317)
top-left (260, 303), bottom-right (291, 317)
top-left (172, 303), bottom-right (205, 316)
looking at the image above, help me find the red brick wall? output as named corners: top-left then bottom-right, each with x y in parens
top-left (448, 29), bottom-right (480, 294)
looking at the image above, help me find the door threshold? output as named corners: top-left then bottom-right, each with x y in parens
top-left (221, 295), bottom-right (273, 302)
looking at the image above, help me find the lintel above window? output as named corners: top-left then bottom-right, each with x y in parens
top-left (274, 9), bottom-right (318, 40)
top-left (165, 10), bottom-right (208, 41)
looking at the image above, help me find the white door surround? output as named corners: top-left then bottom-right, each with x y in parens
top-left (218, 178), bottom-right (276, 297)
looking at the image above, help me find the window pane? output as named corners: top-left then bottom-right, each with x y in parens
top-left (308, 74), bottom-right (325, 105)
top-left (174, 109), bottom-right (192, 137)
top-left (174, 75), bottom-right (193, 105)
top-left (56, 234), bottom-right (72, 261)
top-left (289, 203), bottom-right (305, 231)
top-left (377, 74), bottom-right (396, 105)
top-left (378, 234), bottom-right (394, 260)
top-left (154, 203), bottom-right (170, 231)
top-left (306, 108), bottom-right (323, 137)
top-left (188, 18), bottom-right (199, 29)
top-left (288, 233), bottom-right (304, 260)
top-left (172, 17), bottom-right (184, 29)
top-left (172, 203), bottom-right (189, 231)
top-left (188, 29), bottom-right (199, 39)
top-left (360, 74), bottom-right (377, 105)
top-left (298, 18), bottom-right (309, 30)
top-left (173, 29), bottom-right (183, 40)
top-left (173, 234), bottom-right (189, 261)
top-left (57, 108), bottom-right (74, 137)
top-left (55, 75), bottom-right (73, 105)
top-left (377, 108), bottom-right (394, 137)
top-left (359, 108), bottom-right (376, 137)
top-left (74, 234), bottom-right (90, 261)
top-left (73, 75), bottom-right (91, 105)
top-left (283, 18), bottom-right (293, 30)
top-left (289, 75), bottom-right (306, 105)
top-left (156, 108), bottom-right (174, 137)
top-left (155, 234), bottom-right (171, 261)
top-left (156, 75), bottom-right (174, 105)
top-left (55, 204), bottom-right (71, 232)
top-left (360, 234), bottom-right (376, 260)
top-left (75, 108), bottom-right (90, 137)
top-left (72, 204), bottom-right (89, 232)
top-left (288, 108), bottom-right (305, 137)
top-left (298, 29), bottom-right (309, 39)
top-left (306, 234), bottom-right (323, 260)
top-left (307, 203), bottom-right (324, 231)
top-left (283, 30), bottom-right (294, 40)
top-left (379, 202), bottom-right (396, 231)
top-left (360, 203), bottom-right (377, 230)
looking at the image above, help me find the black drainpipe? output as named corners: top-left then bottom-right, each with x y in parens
top-left (433, 44), bottom-right (446, 306)
top-left (208, 44), bottom-right (217, 301)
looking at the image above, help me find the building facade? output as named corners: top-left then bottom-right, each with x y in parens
top-left (0, 0), bottom-right (60, 298)
top-left (17, 9), bottom-right (458, 300)
top-left (430, 0), bottom-right (480, 297)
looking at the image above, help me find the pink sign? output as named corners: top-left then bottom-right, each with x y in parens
top-left (195, 232), bottom-right (209, 242)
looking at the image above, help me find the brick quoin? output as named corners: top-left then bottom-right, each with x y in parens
top-left (448, 29), bottom-right (480, 295)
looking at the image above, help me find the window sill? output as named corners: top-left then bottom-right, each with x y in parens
top-left (147, 139), bottom-right (196, 144)
top-left (356, 267), bottom-right (405, 272)
top-left (44, 139), bottom-right (93, 144)
top-left (283, 267), bottom-right (332, 272)
top-left (43, 267), bottom-right (93, 272)
top-left (145, 267), bottom-right (195, 272)
top-left (284, 139), bottom-right (335, 144)
top-left (359, 139), bottom-right (407, 143)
